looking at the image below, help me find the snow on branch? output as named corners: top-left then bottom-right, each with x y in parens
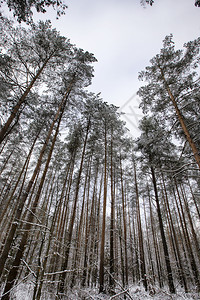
top-left (161, 162), bottom-right (198, 175)
top-left (104, 267), bottom-right (134, 300)
top-left (1, 273), bottom-right (32, 298)
top-left (44, 268), bottom-right (83, 276)
top-left (21, 259), bottom-right (37, 278)
top-left (24, 206), bottom-right (42, 223)
top-left (109, 290), bottom-right (129, 299)
top-left (16, 219), bottom-right (50, 231)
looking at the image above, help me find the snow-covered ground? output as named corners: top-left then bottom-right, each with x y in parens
top-left (7, 283), bottom-right (200, 299)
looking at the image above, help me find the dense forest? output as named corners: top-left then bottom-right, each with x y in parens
top-left (0, 10), bottom-right (200, 300)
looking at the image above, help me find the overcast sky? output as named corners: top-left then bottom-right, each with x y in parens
top-left (33, 0), bottom-right (200, 136)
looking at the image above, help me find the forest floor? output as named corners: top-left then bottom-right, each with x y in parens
top-left (10, 283), bottom-right (200, 299)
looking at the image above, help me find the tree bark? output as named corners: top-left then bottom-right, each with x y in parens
top-left (160, 67), bottom-right (200, 170)
top-left (0, 85), bottom-right (72, 280)
top-left (1, 90), bottom-right (68, 299)
top-left (57, 118), bottom-right (90, 297)
top-left (133, 160), bottom-right (147, 291)
top-left (109, 132), bottom-right (115, 293)
top-left (174, 179), bottom-right (200, 292)
top-left (0, 131), bottom-right (40, 222)
top-left (147, 183), bottom-right (163, 288)
top-left (99, 123), bottom-right (107, 293)
top-left (120, 156), bottom-right (129, 288)
top-left (161, 175), bottom-right (188, 292)
top-left (0, 53), bottom-right (54, 144)
top-left (151, 166), bottom-right (175, 294)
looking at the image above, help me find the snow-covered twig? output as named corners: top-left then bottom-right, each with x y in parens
top-left (160, 289), bottom-right (173, 299)
top-left (1, 273), bottom-right (32, 297)
top-left (44, 268), bottom-right (83, 276)
top-left (24, 206), bottom-right (42, 223)
top-left (22, 259), bottom-right (37, 278)
top-left (16, 219), bottom-right (50, 231)
top-left (161, 162), bottom-right (197, 174)
top-left (82, 289), bottom-right (96, 300)
top-left (109, 290), bottom-right (128, 299)
top-left (104, 267), bottom-right (134, 300)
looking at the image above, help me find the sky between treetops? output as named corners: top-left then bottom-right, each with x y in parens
top-left (33, 0), bottom-right (200, 137)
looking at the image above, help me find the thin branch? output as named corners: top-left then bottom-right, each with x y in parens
top-left (104, 267), bottom-right (134, 300)
top-left (1, 273), bottom-right (32, 297)
top-left (161, 162), bottom-right (197, 174)
top-left (24, 205), bottom-right (43, 224)
top-left (109, 290), bottom-right (128, 299)
top-left (21, 259), bottom-right (37, 278)
top-left (16, 219), bottom-right (50, 231)
top-left (44, 268), bottom-right (83, 276)
top-left (82, 290), bottom-right (96, 300)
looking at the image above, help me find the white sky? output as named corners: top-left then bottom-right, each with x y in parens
top-left (5, 0), bottom-right (200, 137)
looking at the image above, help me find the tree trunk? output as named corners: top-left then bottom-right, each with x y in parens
top-left (0, 53), bottom-right (54, 144)
top-left (131, 202), bottom-right (140, 284)
top-left (142, 197), bottom-right (155, 286)
top-left (1, 91), bottom-right (68, 299)
top-left (127, 202), bottom-right (136, 284)
top-left (99, 123), bottom-right (107, 294)
top-left (92, 170), bottom-right (103, 287)
top-left (33, 178), bottom-right (62, 300)
top-left (147, 183), bottom-right (163, 289)
top-left (0, 148), bottom-right (15, 176)
top-left (117, 208), bottom-right (125, 288)
top-left (70, 159), bottom-right (90, 288)
top-left (82, 156), bottom-right (97, 287)
top-left (50, 159), bottom-right (75, 281)
top-left (57, 119), bottom-right (90, 297)
top-left (109, 132), bottom-right (115, 293)
top-left (120, 156), bottom-right (129, 288)
top-left (180, 183), bottom-right (200, 263)
top-left (161, 175), bottom-right (188, 292)
top-left (187, 179), bottom-right (200, 221)
top-left (133, 160), bottom-right (147, 291)
top-left (160, 67), bottom-right (200, 170)
top-left (151, 166), bottom-right (175, 294)
top-left (0, 131), bottom-right (40, 221)
top-left (174, 178), bottom-right (200, 292)
top-left (0, 86), bottom-right (72, 279)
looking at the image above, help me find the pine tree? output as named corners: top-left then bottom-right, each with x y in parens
top-left (138, 35), bottom-right (200, 169)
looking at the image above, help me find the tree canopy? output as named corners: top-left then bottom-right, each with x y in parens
top-left (0, 0), bottom-right (67, 23)
top-left (141, 0), bottom-right (200, 7)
